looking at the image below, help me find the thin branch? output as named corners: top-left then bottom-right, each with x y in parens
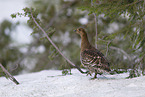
top-left (0, 63), bottom-right (19, 85)
top-left (131, 54), bottom-right (145, 74)
top-left (30, 10), bottom-right (86, 74)
top-left (124, 0), bottom-right (142, 7)
top-left (137, 54), bottom-right (145, 65)
top-left (91, 0), bottom-right (98, 48)
top-left (106, 41), bottom-right (111, 57)
top-left (94, 13), bottom-right (98, 49)
top-left (109, 46), bottom-right (132, 61)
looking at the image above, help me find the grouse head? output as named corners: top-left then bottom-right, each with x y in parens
top-left (74, 28), bottom-right (87, 36)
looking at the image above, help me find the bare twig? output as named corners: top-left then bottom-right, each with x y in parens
top-left (10, 64), bottom-right (19, 72)
top-left (109, 46), bottom-right (132, 61)
top-left (130, 54), bottom-right (145, 76)
top-left (106, 41), bottom-right (111, 57)
top-left (30, 10), bottom-right (86, 74)
top-left (91, 0), bottom-right (98, 48)
top-left (136, 54), bottom-right (145, 65)
top-left (0, 63), bottom-right (19, 85)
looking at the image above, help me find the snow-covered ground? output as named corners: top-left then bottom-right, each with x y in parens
top-left (0, 69), bottom-right (145, 97)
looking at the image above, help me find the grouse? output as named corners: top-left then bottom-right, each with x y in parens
top-left (74, 28), bottom-right (111, 78)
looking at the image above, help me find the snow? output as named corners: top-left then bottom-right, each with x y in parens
top-left (0, 69), bottom-right (145, 97)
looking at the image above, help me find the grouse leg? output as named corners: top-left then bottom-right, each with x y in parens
top-left (93, 72), bottom-right (97, 79)
top-left (86, 71), bottom-right (92, 76)
top-left (91, 73), bottom-right (97, 80)
top-left (91, 70), bottom-right (98, 79)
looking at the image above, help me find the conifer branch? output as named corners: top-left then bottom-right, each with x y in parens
top-left (30, 9), bottom-right (87, 74)
top-left (0, 63), bottom-right (19, 85)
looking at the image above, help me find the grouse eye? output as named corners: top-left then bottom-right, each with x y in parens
top-left (79, 29), bottom-right (81, 31)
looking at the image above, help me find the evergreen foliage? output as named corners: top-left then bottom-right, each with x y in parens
top-left (0, 20), bottom-right (23, 76)
top-left (80, 0), bottom-right (145, 77)
top-left (0, 0), bottom-right (145, 78)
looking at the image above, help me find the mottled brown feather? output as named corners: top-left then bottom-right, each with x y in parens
top-left (75, 28), bottom-right (111, 75)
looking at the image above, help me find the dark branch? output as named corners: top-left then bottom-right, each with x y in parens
top-left (30, 9), bottom-right (87, 74)
top-left (0, 63), bottom-right (19, 85)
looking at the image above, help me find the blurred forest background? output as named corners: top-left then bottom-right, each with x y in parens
top-left (0, 0), bottom-right (145, 78)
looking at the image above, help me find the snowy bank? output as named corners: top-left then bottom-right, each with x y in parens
top-left (0, 69), bottom-right (145, 97)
